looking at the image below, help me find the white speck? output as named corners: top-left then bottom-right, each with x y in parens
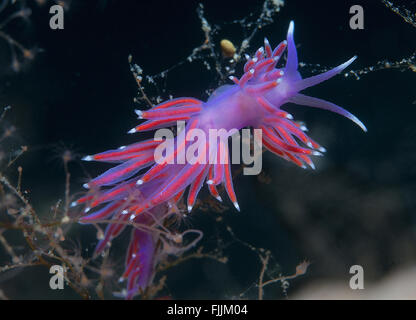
top-left (249, 69), bottom-right (255, 74)
top-left (300, 125), bottom-right (308, 132)
top-left (187, 205), bottom-right (193, 213)
top-left (121, 210), bottom-right (129, 215)
top-left (82, 155), bottom-right (93, 161)
top-left (129, 214), bottom-right (135, 221)
top-left (83, 183), bottom-right (89, 189)
top-left (136, 179), bottom-right (143, 185)
top-left (134, 109), bottom-right (143, 119)
top-left (84, 207), bottom-right (91, 213)
top-left (70, 201), bottom-right (77, 207)
top-left (307, 142), bottom-right (313, 148)
top-left (207, 180), bottom-right (214, 185)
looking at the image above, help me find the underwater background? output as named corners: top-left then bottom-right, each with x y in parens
top-left (0, 0), bottom-right (415, 299)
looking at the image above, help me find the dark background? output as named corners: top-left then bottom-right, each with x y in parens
top-left (0, 0), bottom-right (415, 299)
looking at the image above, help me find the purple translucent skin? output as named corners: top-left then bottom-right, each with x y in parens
top-left (200, 22), bottom-right (366, 133)
top-left (76, 21), bottom-right (366, 299)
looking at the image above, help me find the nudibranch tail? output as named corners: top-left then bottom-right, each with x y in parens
top-left (75, 21), bottom-right (366, 299)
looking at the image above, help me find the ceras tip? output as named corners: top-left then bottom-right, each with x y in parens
top-left (288, 21), bottom-right (295, 36)
top-left (187, 205), bottom-right (193, 213)
top-left (233, 202), bottom-right (240, 212)
top-left (136, 179), bottom-right (143, 185)
top-left (134, 109), bottom-right (143, 119)
top-left (128, 128), bottom-right (137, 134)
top-left (312, 151), bottom-right (323, 156)
top-left (82, 155), bottom-right (93, 161)
top-left (83, 183), bottom-right (89, 189)
top-left (70, 201), bottom-right (77, 207)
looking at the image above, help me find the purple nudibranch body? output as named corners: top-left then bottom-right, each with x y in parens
top-left (74, 21), bottom-right (366, 299)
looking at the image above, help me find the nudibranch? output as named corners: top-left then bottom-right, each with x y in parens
top-left (74, 21), bottom-right (366, 299)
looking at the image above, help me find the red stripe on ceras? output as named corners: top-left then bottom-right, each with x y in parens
top-left (150, 143), bottom-right (208, 206)
top-left (91, 156), bottom-right (154, 187)
top-left (75, 195), bottom-right (94, 205)
top-left (80, 200), bottom-right (123, 222)
top-left (262, 138), bottom-right (285, 157)
top-left (90, 181), bottom-right (137, 208)
top-left (187, 166), bottom-right (208, 210)
top-left (272, 41), bottom-right (287, 58)
top-left (261, 126), bottom-right (314, 155)
top-left (142, 105), bottom-right (202, 119)
top-left (223, 147), bottom-right (237, 204)
top-left (275, 127), bottom-right (313, 167)
top-left (93, 140), bottom-right (159, 161)
top-left (135, 116), bottom-right (191, 132)
top-left (207, 166), bottom-right (221, 200)
top-left (211, 140), bottom-right (226, 185)
top-left (173, 189), bottom-right (185, 203)
top-left (140, 119), bottom-right (199, 184)
top-left (152, 98), bottom-right (201, 110)
top-left (243, 59), bottom-right (256, 73)
top-left (253, 58), bottom-right (276, 75)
